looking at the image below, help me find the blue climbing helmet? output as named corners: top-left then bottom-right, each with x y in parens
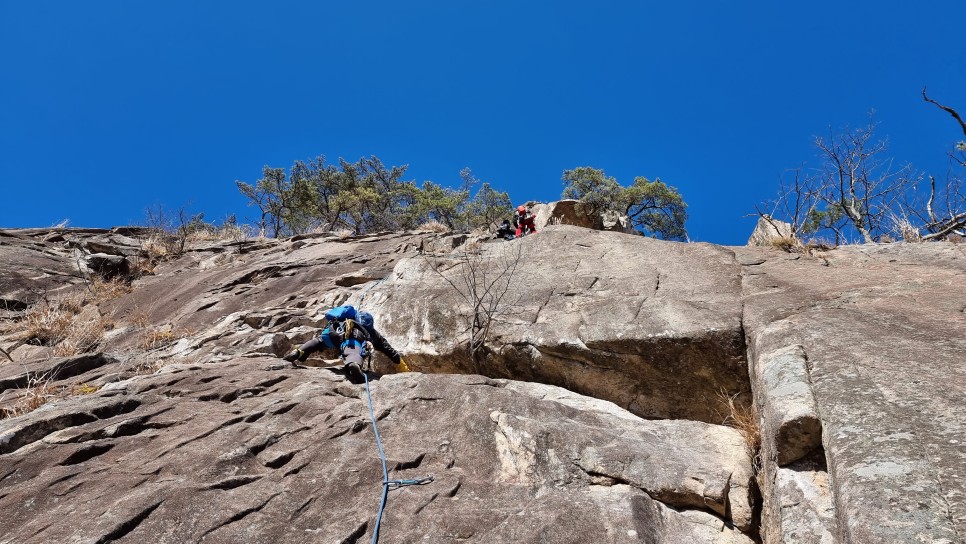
top-left (357, 311), bottom-right (374, 328)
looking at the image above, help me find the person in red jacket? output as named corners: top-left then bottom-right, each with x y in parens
top-left (512, 205), bottom-right (537, 237)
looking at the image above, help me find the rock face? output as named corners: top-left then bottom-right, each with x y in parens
top-left (531, 200), bottom-right (597, 230)
top-left (1, 226), bottom-right (965, 543)
top-left (738, 243), bottom-right (966, 544)
top-left (368, 225), bottom-right (750, 424)
top-left (0, 358), bottom-right (754, 544)
top-left (531, 200), bottom-right (636, 234)
top-left (0, 229), bottom-right (89, 315)
top-left (746, 216), bottom-right (793, 246)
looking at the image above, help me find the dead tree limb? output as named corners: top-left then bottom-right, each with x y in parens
top-left (923, 87), bottom-right (966, 137)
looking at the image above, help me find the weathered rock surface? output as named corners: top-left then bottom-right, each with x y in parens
top-left (369, 225), bottom-right (750, 424)
top-left (0, 358), bottom-right (754, 543)
top-left (531, 200), bottom-right (636, 234)
top-left (746, 216), bottom-right (792, 246)
top-left (739, 243), bottom-right (966, 544)
top-left (2, 226), bottom-right (965, 543)
top-left (753, 344), bottom-right (822, 467)
top-left (0, 229), bottom-right (89, 315)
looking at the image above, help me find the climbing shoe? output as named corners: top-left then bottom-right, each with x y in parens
top-left (282, 349), bottom-right (305, 363)
top-left (345, 361), bottom-right (365, 383)
top-left (396, 358), bottom-right (411, 373)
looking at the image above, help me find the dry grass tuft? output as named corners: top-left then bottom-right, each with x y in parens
top-left (718, 391), bottom-right (761, 469)
top-left (767, 235), bottom-right (803, 253)
top-left (54, 312), bottom-right (111, 356)
top-left (767, 235), bottom-right (837, 257)
top-left (0, 375), bottom-right (99, 420)
top-left (18, 278), bottom-right (127, 356)
top-left (142, 232), bottom-right (175, 260)
top-left (23, 298), bottom-right (77, 347)
top-left (138, 327), bottom-right (177, 350)
top-left (88, 277), bottom-right (132, 301)
top-left (129, 310), bottom-right (151, 329)
top-left (184, 223), bottom-right (249, 243)
top-left (417, 220), bottom-right (451, 233)
top-left (130, 358), bottom-right (168, 375)
top-left (888, 213), bottom-right (923, 242)
top-left (136, 323), bottom-right (192, 351)
top-left (0, 374), bottom-right (59, 419)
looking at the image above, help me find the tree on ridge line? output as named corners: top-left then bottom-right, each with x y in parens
top-left (236, 156), bottom-right (512, 238)
top-left (761, 94), bottom-right (966, 245)
top-left (561, 166), bottom-right (688, 241)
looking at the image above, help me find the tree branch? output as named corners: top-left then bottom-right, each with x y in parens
top-left (922, 211), bottom-right (966, 240)
top-left (923, 87), bottom-right (966, 137)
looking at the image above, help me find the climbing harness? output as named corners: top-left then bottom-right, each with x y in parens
top-left (363, 372), bottom-right (433, 544)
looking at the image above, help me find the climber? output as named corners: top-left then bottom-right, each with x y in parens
top-left (495, 219), bottom-right (515, 241)
top-left (282, 304), bottom-right (410, 383)
top-left (512, 205), bottom-right (537, 237)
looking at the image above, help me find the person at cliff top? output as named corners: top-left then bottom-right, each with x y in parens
top-left (512, 205), bottom-right (537, 237)
top-left (495, 218), bottom-right (515, 241)
top-left (283, 304), bottom-right (410, 383)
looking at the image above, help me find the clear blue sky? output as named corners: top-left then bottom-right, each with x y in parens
top-left (2, 1), bottom-right (964, 244)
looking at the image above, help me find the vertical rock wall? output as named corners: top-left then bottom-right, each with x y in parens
top-left (368, 225), bottom-right (751, 424)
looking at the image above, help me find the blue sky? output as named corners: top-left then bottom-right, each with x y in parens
top-left (2, 1), bottom-right (964, 244)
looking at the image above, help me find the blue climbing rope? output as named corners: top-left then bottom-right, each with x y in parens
top-left (357, 277), bottom-right (387, 311)
top-left (363, 372), bottom-right (433, 544)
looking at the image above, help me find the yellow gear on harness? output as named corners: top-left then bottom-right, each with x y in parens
top-left (344, 319), bottom-right (354, 341)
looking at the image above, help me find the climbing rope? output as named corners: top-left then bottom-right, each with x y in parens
top-left (363, 372), bottom-right (433, 544)
top-left (356, 276), bottom-right (430, 542)
top-left (357, 277), bottom-right (388, 311)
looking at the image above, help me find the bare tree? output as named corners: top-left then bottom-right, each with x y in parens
top-left (920, 176), bottom-right (966, 240)
top-left (235, 179), bottom-right (274, 237)
top-left (757, 166), bottom-right (828, 241)
top-left (918, 88), bottom-right (966, 239)
top-left (923, 88), bottom-right (966, 141)
top-left (425, 239), bottom-right (525, 371)
top-left (813, 119), bottom-right (915, 243)
top-left (767, 98), bottom-right (966, 244)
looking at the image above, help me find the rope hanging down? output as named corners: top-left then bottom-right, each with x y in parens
top-left (364, 372), bottom-right (433, 544)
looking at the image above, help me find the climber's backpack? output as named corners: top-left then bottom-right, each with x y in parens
top-left (320, 305), bottom-right (371, 349)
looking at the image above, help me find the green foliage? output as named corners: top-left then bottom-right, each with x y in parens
top-left (235, 165), bottom-right (313, 237)
top-left (467, 181), bottom-right (513, 230)
top-left (802, 204), bottom-right (846, 236)
top-left (622, 177), bottom-right (688, 241)
top-left (409, 169), bottom-right (513, 231)
top-left (237, 158), bottom-right (511, 237)
top-left (561, 167), bottom-right (623, 218)
top-left (414, 180), bottom-right (469, 229)
top-left (562, 167), bottom-right (689, 240)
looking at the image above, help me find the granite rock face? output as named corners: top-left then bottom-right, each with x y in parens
top-left (367, 225), bottom-right (750, 424)
top-left (746, 216), bottom-right (793, 246)
top-left (0, 229), bottom-right (91, 315)
top-left (0, 358), bottom-right (754, 544)
top-left (739, 243), bottom-right (966, 544)
top-left (530, 200), bottom-right (636, 234)
top-left (2, 226), bottom-right (965, 543)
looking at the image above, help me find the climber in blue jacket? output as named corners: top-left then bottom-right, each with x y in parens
top-left (282, 305), bottom-right (410, 383)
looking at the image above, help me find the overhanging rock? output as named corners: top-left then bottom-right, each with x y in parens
top-left (368, 225), bottom-right (750, 424)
